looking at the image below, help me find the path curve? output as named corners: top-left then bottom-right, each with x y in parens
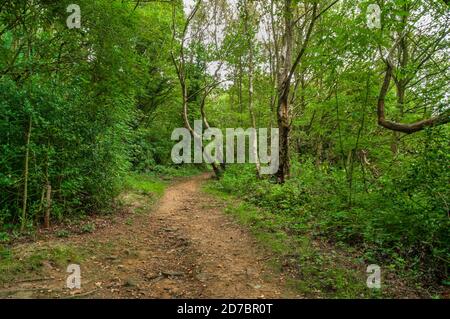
top-left (146, 173), bottom-right (294, 298)
top-left (1, 174), bottom-right (297, 299)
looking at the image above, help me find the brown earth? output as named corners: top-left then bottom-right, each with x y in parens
top-left (0, 174), bottom-right (297, 299)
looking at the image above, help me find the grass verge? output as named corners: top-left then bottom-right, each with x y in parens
top-left (203, 182), bottom-right (424, 299)
top-left (0, 243), bottom-right (83, 284)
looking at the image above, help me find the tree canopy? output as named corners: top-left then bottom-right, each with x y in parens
top-left (0, 0), bottom-right (448, 293)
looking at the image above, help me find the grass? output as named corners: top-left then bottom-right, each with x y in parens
top-left (124, 174), bottom-right (167, 197)
top-left (203, 183), bottom-right (388, 299)
top-left (120, 174), bottom-right (168, 214)
top-left (147, 165), bottom-right (209, 180)
top-left (0, 244), bottom-right (83, 284)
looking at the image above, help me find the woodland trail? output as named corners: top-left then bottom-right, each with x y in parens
top-left (1, 174), bottom-right (297, 299)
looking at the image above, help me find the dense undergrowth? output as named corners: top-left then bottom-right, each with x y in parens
top-left (208, 131), bottom-right (449, 291)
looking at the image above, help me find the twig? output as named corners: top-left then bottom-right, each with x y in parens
top-left (14, 277), bottom-right (54, 284)
top-left (62, 289), bottom-right (97, 299)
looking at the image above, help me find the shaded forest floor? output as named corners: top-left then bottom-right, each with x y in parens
top-left (0, 173), bottom-right (295, 299)
top-left (0, 173), bottom-right (443, 299)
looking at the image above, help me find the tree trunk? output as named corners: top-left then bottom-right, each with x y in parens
top-left (275, 1), bottom-right (318, 183)
top-left (276, 0), bottom-right (294, 183)
top-left (277, 97), bottom-right (291, 183)
top-left (44, 183), bottom-right (52, 229)
top-left (244, 0), bottom-right (261, 178)
top-left (20, 117), bottom-right (32, 232)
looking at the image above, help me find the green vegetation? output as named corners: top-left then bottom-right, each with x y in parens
top-left (204, 187), bottom-right (384, 298)
top-left (0, 0), bottom-right (448, 298)
top-left (124, 174), bottom-right (167, 197)
top-left (0, 244), bottom-right (82, 283)
top-left (123, 165), bottom-right (205, 201)
top-left (207, 155), bottom-right (449, 295)
top-left (0, 0), bottom-right (191, 233)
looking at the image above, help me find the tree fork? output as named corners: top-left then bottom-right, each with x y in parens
top-left (377, 63), bottom-right (450, 134)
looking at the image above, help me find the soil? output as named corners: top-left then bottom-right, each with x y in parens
top-left (0, 174), bottom-right (298, 299)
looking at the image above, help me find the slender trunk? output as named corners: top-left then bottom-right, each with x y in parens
top-left (277, 97), bottom-right (291, 183)
top-left (244, 0), bottom-right (261, 178)
top-left (391, 78), bottom-right (406, 155)
top-left (21, 117), bottom-right (32, 232)
top-left (248, 61), bottom-right (261, 178)
top-left (181, 77), bottom-right (222, 178)
top-left (274, 1), bottom-right (319, 183)
top-left (276, 0), bottom-right (294, 183)
top-left (347, 149), bottom-right (354, 206)
top-left (238, 56), bottom-right (243, 126)
top-left (199, 88), bottom-right (223, 178)
top-left (36, 187), bottom-right (45, 225)
top-left (44, 183), bottom-right (51, 229)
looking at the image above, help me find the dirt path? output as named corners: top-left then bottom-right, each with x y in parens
top-left (1, 174), bottom-right (297, 299)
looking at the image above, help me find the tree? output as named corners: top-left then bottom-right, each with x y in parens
top-left (376, 0), bottom-right (450, 135)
